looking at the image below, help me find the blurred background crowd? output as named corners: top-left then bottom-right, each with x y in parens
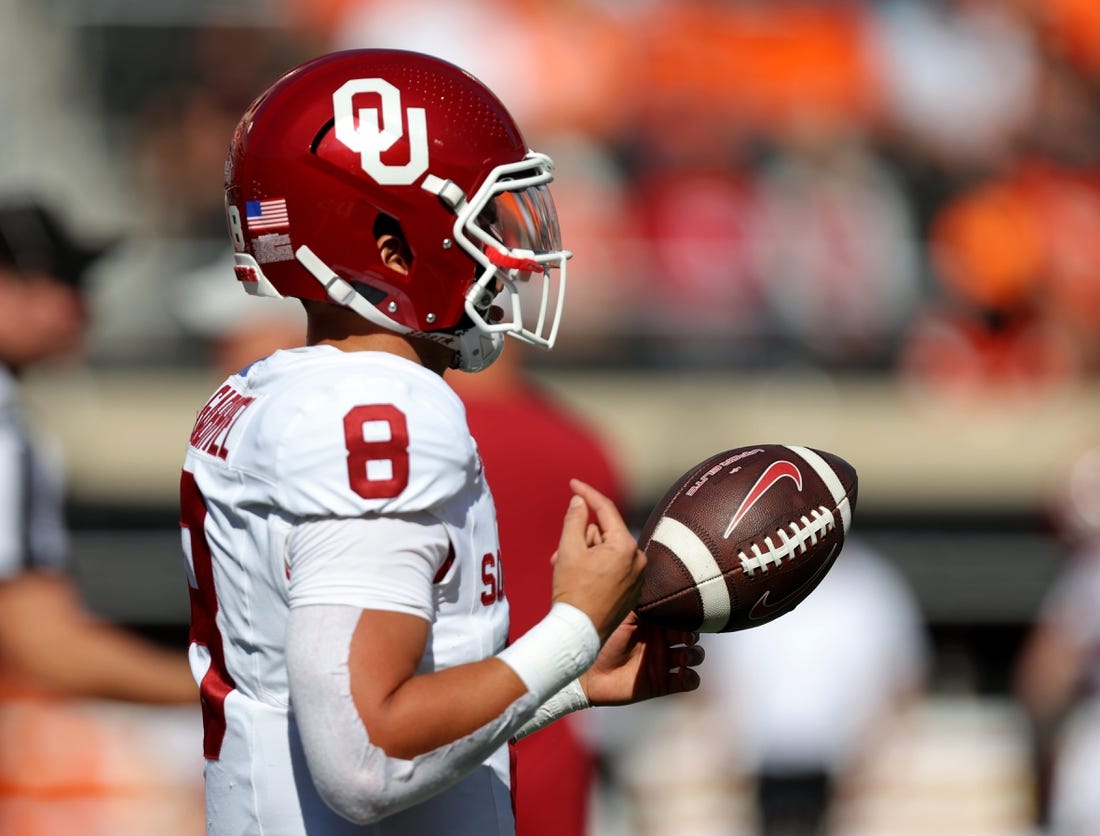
top-left (1, 0), bottom-right (1099, 833)
top-left (4, 0), bottom-right (1100, 385)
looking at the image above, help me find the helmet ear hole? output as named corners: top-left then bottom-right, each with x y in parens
top-left (373, 214), bottom-right (413, 275)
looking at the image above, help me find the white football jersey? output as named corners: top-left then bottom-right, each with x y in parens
top-left (181, 346), bottom-right (511, 835)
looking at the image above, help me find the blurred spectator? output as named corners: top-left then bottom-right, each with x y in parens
top-left (753, 121), bottom-right (922, 368)
top-left (620, 1), bottom-right (892, 369)
top-left (113, 20), bottom-right (308, 369)
top-left (1015, 445), bottom-right (1100, 833)
top-left (0, 199), bottom-right (196, 702)
top-left (131, 22), bottom-right (303, 240)
top-left (1026, 0), bottom-right (1100, 81)
top-left (331, 0), bottom-right (540, 119)
top-left (330, 0), bottom-right (634, 141)
top-left (632, 1), bottom-right (879, 142)
top-left (0, 200), bottom-right (198, 832)
top-left (171, 249), bottom-right (305, 377)
top-left (698, 538), bottom-right (929, 835)
top-left (900, 303), bottom-right (1079, 400)
top-left (524, 137), bottom-right (646, 368)
top-left (133, 86), bottom-right (242, 240)
top-left (629, 157), bottom-right (768, 368)
top-left (899, 153), bottom-right (1100, 396)
top-left (869, 0), bottom-right (1039, 173)
top-left (8, 0), bottom-right (1100, 375)
top-left (448, 343), bottom-right (626, 836)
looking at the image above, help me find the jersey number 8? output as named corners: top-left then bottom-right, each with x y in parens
top-left (343, 405), bottom-right (410, 499)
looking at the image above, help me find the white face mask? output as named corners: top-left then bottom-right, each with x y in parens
top-left (451, 153), bottom-right (572, 360)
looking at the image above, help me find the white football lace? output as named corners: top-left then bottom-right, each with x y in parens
top-left (737, 506), bottom-right (835, 577)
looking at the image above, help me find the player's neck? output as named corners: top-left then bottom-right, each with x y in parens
top-left (304, 300), bottom-right (454, 375)
top-left (313, 331), bottom-right (450, 373)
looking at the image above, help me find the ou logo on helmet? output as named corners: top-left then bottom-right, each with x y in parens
top-left (333, 78), bottom-right (429, 185)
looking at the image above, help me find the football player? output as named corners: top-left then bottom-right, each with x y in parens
top-left (181, 49), bottom-right (703, 835)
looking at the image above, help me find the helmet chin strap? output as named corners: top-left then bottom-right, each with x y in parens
top-left (295, 244), bottom-right (504, 372)
top-left (295, 245), bottom-right (412, 334)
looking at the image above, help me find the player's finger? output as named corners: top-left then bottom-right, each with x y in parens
top-left (667, 667), bottom-right (701, 694)
top-left (558, 493), bottom-right (590, 551)
top-left (585, 523), bottom-right (603, 547)
top-left (637, 622), bottom-right (699, 648)
top-left (667, 644), bottom-right (706, 669)
top-left (662, 629), bottom-right (700, 647)
top-left (569, 478), bottom-right (629, 537)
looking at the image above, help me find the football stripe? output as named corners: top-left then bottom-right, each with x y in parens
top-left (785, 445), bottom-right (852, 532)
top-left (650, 517), bottom-right (730, 632)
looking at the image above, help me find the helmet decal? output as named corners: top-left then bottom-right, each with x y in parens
top-left (332, 78), bottom-right (429, 185)
top-left (244, 198), bottom-right (290, 233)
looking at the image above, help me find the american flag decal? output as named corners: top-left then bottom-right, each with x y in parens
top-left (245, 198), bottom-right (289, 231)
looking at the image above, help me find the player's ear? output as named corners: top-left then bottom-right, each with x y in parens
top-left (377, 234), bottom-right (412, 275)
top-left (374, 214), bottom-right (412, 275)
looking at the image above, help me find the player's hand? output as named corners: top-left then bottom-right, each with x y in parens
top-left (551, 479), bottom-right (645, 643)
top-left (579, 613), bottom-right (703, 706)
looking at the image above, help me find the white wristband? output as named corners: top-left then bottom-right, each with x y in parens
top-left (513, 678), bottom-right (590, 741)
top-left (498, 602), bottom-right (600, 704)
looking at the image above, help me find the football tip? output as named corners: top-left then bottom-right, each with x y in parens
top-left (807, 446), bottom-right (858, 512)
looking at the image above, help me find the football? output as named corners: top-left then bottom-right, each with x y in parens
top-left (635, 445), bottom-right (857, 633)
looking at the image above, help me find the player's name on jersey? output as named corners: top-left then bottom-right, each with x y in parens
top-left (190, 384), bottom-right (254, 461)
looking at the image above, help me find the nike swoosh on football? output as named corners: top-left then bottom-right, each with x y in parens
top-left (722, 460), bottom-right (803, 539)
top-left (748, 542), bottom-right (838, 621)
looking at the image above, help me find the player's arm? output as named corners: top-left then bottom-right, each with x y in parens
top-left (512, 508), bottom-right (705, 741)
top-left (0, 429), bottom-right (193, 703)
top-left (286, 480), bottom-right (644, 823)
top-left (0, 571), bottom-right (196, 703)
top-left (350, 479), bottom-right (650, 756)
top-left (348, 612), bottom-right (525, 758)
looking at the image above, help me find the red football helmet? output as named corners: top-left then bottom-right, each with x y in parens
top-left (224, 49), bottom-right (570, 371)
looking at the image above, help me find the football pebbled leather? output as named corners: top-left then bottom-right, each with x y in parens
top-left (635, 444), bottom-right (858, 633)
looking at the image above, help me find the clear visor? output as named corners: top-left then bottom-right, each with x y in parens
top-left (455, 153), bottom-right (571, 350)
top-left (476, 183), bottom-right (562, 268)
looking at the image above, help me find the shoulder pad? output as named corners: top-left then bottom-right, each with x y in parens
top-left (240, 356), bottom-right (476, 517)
